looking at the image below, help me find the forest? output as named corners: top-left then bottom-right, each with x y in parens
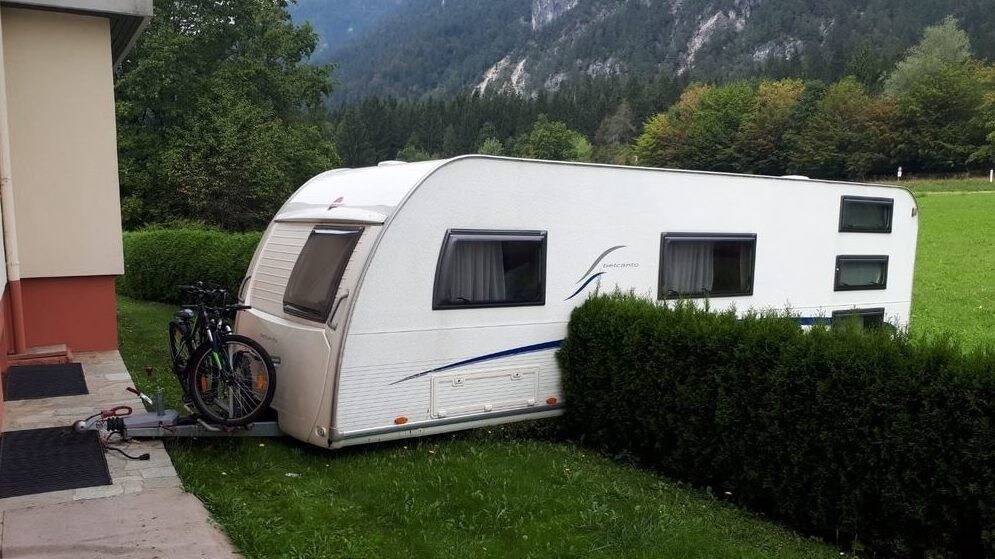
top-left (334, 18), bottom-right (995, 182)
top-left (115, 2), bottom-right (995, 232)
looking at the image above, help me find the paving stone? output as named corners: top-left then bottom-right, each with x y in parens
top-left (140, 466), bottom-right (178, 479)
top-left (125, 458), bottom-right (173, 472)
top-left (121, 480), bottom-right (145, 494)
top-left (142, 476), bottom-right (182, 490)
top-left (0, 489), bottom-right (77, 512)
top-left (73, 484), bottom-right (125, 501)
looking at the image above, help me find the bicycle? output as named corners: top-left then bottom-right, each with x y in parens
top-left (167, 282), bottom-right (276, 426)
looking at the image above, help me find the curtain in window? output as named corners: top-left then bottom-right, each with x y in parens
top-left (447, 241), bottom-right (507, 302)
top-left (839, 261), bottom-right (884, 287)
top-left (738, 243), bottom-right (754, 292)
top-left (665, 241), bottom-right (714, 294)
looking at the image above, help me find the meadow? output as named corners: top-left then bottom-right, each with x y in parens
top-left (910, 192), bottom-right (995, 348)
top-left (116, 186), bottom-right (992, 558)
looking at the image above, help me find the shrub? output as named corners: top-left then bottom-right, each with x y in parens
top-left (119, 228), bottom-right (262, 303)
top-left (558, 293), bottom-right (995, 557)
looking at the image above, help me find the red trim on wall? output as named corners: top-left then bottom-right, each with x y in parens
top-left (20, 275), bottom-right (117, 352)
top-left (8, 279), bottom-right (26, 354)
top-left (0, 288), bottom-right (11, 431)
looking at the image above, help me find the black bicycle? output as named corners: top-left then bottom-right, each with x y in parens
top-left (168, 283), bottom-right (276, 426)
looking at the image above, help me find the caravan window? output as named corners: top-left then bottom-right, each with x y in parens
top-left (832, 307), bottom-right (886, 329)
top-left (659, 234), bottom-right (756, 299)
top-left (835, 255), bottom-right (888, 291)
top-left (840, 196), bottom-right (893, 233)
top-left (283, 227), bottom-right (362, 321)
top-left (433, 230), bottom-right (546, 309)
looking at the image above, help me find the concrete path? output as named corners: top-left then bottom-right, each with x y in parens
top-left (0, 351), bottom-right (241, 558)
top-left (2, 488), bottom-right (238, 558)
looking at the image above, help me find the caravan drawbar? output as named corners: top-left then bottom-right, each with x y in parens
top-left (236, 156), bottom-right (918, 449)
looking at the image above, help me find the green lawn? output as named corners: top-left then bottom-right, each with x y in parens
top-left (910, 192), bottom-right (995, 348)
top-left (117, 296), bottom-right (838, 559)
top-left (884, 175), bottom-right (995, 193)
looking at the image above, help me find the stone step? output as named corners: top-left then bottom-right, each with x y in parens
top-left (8, 344), bottom-right (73, 367)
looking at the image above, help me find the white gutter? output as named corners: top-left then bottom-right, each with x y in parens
top-left (0, 9), bottom-right (27, 354)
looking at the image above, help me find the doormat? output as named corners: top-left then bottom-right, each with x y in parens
top-left (5, 363), bottom-right (88, 401)
top-left (0, 428), bottom-right (111, 498)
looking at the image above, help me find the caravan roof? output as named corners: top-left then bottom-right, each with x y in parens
top-left (275, 160), bottom-right (447, 224)
top-left (273, 156), bottom-right (913, 224)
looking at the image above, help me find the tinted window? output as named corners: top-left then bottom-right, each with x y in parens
top-left (434, 230), bottom-right (546, 309)
top-left (832, 308), bottom-right (886, 329)
top-left (835, 255), bottom-right (888, 291)
top-left (660, 234), bottom-right (756, 298)
top-left (840, 196), bottom-right (893, 233)
top-left (284, 228), bottom-right (362, 321)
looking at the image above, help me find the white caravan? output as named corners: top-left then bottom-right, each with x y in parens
top-left (237, 156), bottom-right (918, 449)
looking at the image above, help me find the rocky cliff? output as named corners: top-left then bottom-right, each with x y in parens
top-left (531, 0), bottom-right (579, 30)
top-left (302, 0), bottom-right (995, 103)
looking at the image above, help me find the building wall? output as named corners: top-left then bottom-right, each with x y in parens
top-left (1, 7), bottom-right (124, 279)
top-left (0, 7), bottom-right (123, 351)
top-left (21, 276), bottom-right (116, 350)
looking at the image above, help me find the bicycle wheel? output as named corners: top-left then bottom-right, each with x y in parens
top-left (186, 334), bottom-right (276, 426)
top-left (168, 321), bottom-right (196, 376)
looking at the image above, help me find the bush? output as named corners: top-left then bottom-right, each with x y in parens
top-left (119, 228), bottom-right (262, 303)
top-left (558, 293), bottom-right (995, 557)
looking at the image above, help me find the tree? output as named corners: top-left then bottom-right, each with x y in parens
top-left (634, 83), bottom-right (710, 167)
top-left (680, 83), bottom-right (756, 172)
top-left (789, 78), bottom-right (896, 180)
top-left (520, 115), bottom-right (587, 161)
top-left (115, 0), bottom-right (338, 230)
top-left (595, 101), bottom-right (638, 148)
top-left (478, 137), bottom-right (505, 156)
top-left (845, 41), bottom-right (888, 91)
top-left (884, 17), bottom-right (973, 98)
top-left (396, 136), bottom-right (433, 162)
top-left (734, 79), bottom-right (806, 175)
top-left (969, 85), bottom-right (995, 167)
top-left (884, 18), bottom-right (988, 172)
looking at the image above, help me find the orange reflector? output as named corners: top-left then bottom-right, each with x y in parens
top-left (546, 397), bottom-right (558, 405)
top-left (199, 376), bottom-right (208, 393)
top-left (256, 373), bottom-right (266, 391)
top-left (394, 416), bottom-right (408, 425)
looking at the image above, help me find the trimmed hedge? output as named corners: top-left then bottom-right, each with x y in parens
top-left (119, 228), bottom-right (262, 304)
top-left (558, 294), bottom-right (995, 557)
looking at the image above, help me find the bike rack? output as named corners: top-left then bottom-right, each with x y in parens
top-left (75, 388), bottom-right (284, 440)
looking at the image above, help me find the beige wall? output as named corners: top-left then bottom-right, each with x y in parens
top-left (1, 6), bottom-right (123, 278)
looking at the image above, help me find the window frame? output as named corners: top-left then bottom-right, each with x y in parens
top-left (432, 229), bottom-right (548, 311)
top-left (834, 255), bottom-right (889, 291)
top-left (658, 232), bottom-right (758, 300)
top-left (839, 195), bottom-right (894, 233)
top-left (282, 226), bottom-right (363, 322)
top-left (831, 307), bottom-right (886, 329)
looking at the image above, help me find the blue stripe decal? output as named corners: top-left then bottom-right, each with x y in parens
top-left (389, 340), bottom-right (564, 385)
top-left (796, 316), bottom-right (830, 326)
top-left (565, 272), bottom-right (605, 301)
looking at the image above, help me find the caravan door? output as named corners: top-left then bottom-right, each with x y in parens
top-left (238, 223), bottom-right (377, 446)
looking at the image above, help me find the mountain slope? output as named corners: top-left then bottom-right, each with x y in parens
top-left (288, 0), bottom-right (406, 58)
top-left (300, 0), bottom-right (995, 102)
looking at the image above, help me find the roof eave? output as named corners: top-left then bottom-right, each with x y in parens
top-left (0, 0), bottom-right (153, 65)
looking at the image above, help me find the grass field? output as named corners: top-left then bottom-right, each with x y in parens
top-left (885, 175), bottom-right (995, 193)
top-left (115, 184), bottom-right (993, 558)
top-left (911, 192), bottom-right (995, 348)
top-left (118, 297), bottom-right (838, 559)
